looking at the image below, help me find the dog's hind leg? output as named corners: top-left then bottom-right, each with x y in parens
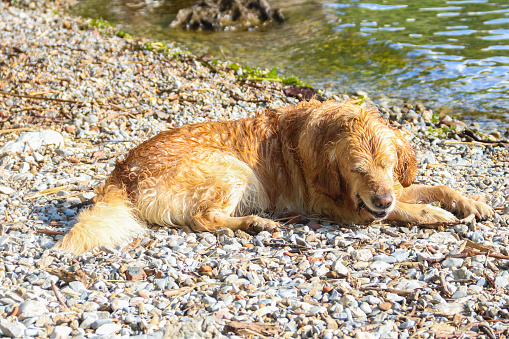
top-left (136, 153), bottom-right (278, 233)
top-left (185, 155), bottom-right (279, 233)
top-left (190, 211), bottom-right (279, 233)
top-left (186, 164), bottom-right (279, 233)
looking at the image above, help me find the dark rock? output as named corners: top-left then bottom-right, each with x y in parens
top-left (170, 0), bottom-right (284, 31)
top-left (283, 86), bottom-right (325, 102)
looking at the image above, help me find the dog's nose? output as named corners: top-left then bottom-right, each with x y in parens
top-left (372, 193), bottom-right (393, 210)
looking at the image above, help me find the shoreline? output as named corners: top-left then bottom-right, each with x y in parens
top-left (1, 2), bottom-right (509, 339)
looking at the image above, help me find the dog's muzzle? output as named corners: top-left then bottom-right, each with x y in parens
top-left (357, 195), bottom-right (392, 219)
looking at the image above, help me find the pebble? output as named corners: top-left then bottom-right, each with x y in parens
top-left (351, 249), bottom-right (373, 261)
top-left (434, 303), bottom-right (465, 315)
top-left (0, 186), bottom-right (15, 195)
top-left (453, 268), bottom-right (475, 281)
top-left (331, 259), bottom-right (349, 275)
top-left (0, 320), bottom-right (26, 338)
top-left (369, 260), bottom-right (392, 271)
top-left (442, 257), bottom-right (464, 268)
top-left (0, 2), bottom-right (508, 339)
top-left (378, 302), bottom-right (392, 311)
top-left (0, 130), bottom-right (64, 153)
top-left (95, 323), bottom-right (122, 335)
top-left (17, 300), bottom-right (48, 320)
top-left (49, 326), bottom-right (72, 339)
top-left (495, 276), bottom-right (509, 289)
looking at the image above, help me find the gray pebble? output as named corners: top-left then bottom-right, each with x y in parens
top-left (49, 326), bottom-right (72, 339)
top-left (442, 258), bottom-right (464, 269)
top-left (0, 320), bottom-right (26, 338)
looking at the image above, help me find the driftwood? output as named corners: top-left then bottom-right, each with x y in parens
top-left (224, 320), bottom-right (279, 338)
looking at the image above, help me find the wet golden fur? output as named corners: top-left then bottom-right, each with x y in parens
top-left (54, 100), bottom-right (493, 254)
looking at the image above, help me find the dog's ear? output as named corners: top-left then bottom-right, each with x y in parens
top-left (394, 131), bottom-right (417, 187)
top-left (312, 160), bottom-right (345, 201)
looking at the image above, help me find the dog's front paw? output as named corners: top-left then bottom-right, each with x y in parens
top-left (420, 205), bottom-right (458, 224)
top-left (245, 216), bottom-right (279, 234)
top-left (456, 198), bottom-right (494, 220)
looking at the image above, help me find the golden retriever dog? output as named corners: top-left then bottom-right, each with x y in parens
top-left (54, 100), bottom-right (493, 254)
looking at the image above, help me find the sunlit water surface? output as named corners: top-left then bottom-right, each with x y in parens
top-left (73, 0), bottom-right (509, 131)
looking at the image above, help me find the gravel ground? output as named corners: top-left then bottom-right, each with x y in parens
top-left (1, 2), bottom-right (509, 339)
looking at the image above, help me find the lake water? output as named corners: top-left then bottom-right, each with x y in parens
top-left (73, 0), bottom-right (509, 131)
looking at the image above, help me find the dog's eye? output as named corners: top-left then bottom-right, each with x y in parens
top-left (354, 168), bottom-right (368, 175)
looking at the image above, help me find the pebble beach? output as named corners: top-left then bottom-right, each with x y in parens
top-left (1, 2), bottom-right (509, 338)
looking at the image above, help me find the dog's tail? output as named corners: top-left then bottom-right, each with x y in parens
top-left (53, 184), bottom-right (145, 254)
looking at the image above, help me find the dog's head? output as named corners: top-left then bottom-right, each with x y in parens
top-left (292, 100), bottom-right (417, 221)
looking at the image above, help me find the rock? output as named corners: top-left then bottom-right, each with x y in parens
top-left (79, 314), bottom-right (98, 329)
top-left (284, 86), bottom-right (326, 102)
top-left (253, 306), bottom-right (278, 317)
top-left (199, 265), bottom-right (213, 275)
top-left (0, 320), bottom-right (26, 338)
top-left (79, 302), bottom-right (100, 312)
top-left (391, 249), bottom-right (409, 262)
top-left (247, 271), bottom-right (261, 285)
top-left (64, 125), bottom-right (75, 133)
top-left (215, 227), bottom-right (234, 237)
top-left (314, 264), bottom-right (329, 277)
top-left (495, 276), bottom-right (509, 289)
top-left (308, 306), bottom-right (327, 315)
top-left (68, 281), bottom-right (87, 293)
top-left (161, 321), bottom-right (221, 338)
top-left (170, 0), bottom-right (284, 31)
top-left (110, 298), bottom-right (129, 312)
top-left (356, 332), bottom-right (376, 339)
top-left (421, 110), bottom-right (433, 122)
top-left (378, 302), bottom-right (392, 311)
top-left (399, 319), bottom-right (416, 329)
top-left (427, 232), bottom-right (458, 244)
top-left (359, 302), bottom-right (372, 314)
top-left (350, 306), bottom-right (367, 318)
top-left (99, 245), bottom-right (118, 254)
top-left (0, 186), bottom-right (15, 195)
top-left (126, 266), bottom-right (147, 281)
top-left (17, 300), bottom-right (48, 320)
top-left (278, 289), bottom-right (298, 298)
top-left (453, 268), bottom-right (474, 281)
top-left (50, 325), bottom-right (72, 339)
top-left (434, 303), bottom-right (465, 315)
top-left (95, 323), bottom-right (121, 335)
top-left (92, 318), bottom-right (112, 329)
top-left (1, 130), bottom-right (64, 153)
top-left (339, 295), bottom-right (358, 308)
top-left (372, 254), bottom-right (397, 264)
top-left (331, 259), bottom-right (348, 275)
top-left (442, 258), bottom-right (464, 269)
top-left (369, 260), bottom-right (391, 271)
top-left (451, 290), bottom-right (468, 299)
top-left (351, 249), bottom-right (373, 261)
